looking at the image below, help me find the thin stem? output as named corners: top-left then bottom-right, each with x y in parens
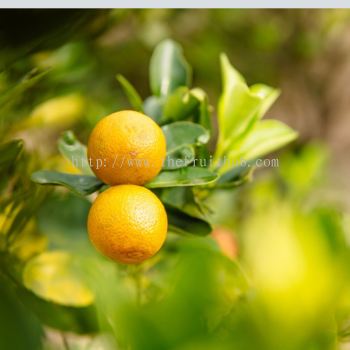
top-left (61, 333), bottom-right (70, 350)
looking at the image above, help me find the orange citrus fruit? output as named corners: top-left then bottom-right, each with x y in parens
top-left (87, 185), bottom-right (168, 264)
top-left (87, 110), bottom-right (166, 185)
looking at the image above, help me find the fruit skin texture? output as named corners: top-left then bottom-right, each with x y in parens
top-left (87, 110), bottom-right (166, 185)
top-left (87, 185), bottom-right (168, 264)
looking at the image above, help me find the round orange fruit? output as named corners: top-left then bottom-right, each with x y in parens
top-left (87, 110), bottom-right (166, 185)
top-left (87, 185), bottom-right (168, 264)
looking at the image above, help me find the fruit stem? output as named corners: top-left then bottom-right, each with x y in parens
top-left (61, 332), bottom-right (70, 350)
top-left (128, 265), bottom-right (143, 306)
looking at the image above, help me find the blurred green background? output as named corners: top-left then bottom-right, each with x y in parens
top-left (1, 9), bottom-right (350, 350)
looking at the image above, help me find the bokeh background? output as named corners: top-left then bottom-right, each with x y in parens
top-left (1, 9), bottom-right (350, 350)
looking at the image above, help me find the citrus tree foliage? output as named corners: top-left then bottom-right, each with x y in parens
top-left (32, 39), bottom-right (297, 236)
top-left (8, 39), bottom-right (350, 350)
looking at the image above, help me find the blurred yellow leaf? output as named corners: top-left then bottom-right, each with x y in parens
top-left (9, 219), bottom-right (47, 261)
top-left (19, 94), bottom-right (85, 130)
top-left (23, 251), bottom-right (94, 307)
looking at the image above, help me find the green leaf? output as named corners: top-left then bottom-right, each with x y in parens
top-left (228, 119), bottom-right (298, 162)
top-left (216, 160), bottom-right (255, 187)
top-left (162, 87), bottom-right (199, 123)
top-left (164, 145), bottom-right (195, 170)
top-left (116, 74), bottom-right (143, 112)
top-left (58, 131), bottom-right (93, 175)
top-left (161, 186), bottom-right (211, 217)
top-left (162, 121), bottom-right (210, 170)
top-left (216, 54), bottom-right (262, 157)
top-left (37, 193), bottom-right (91, 252)
top-left (150, 39), bottom-right (192, 97)
top-left (162, 121), bottom-right (210, 152)
top-left (31, 171), bottom-right (104, 196)
top-left (250, 84), bottom-right (280, 120)
top-left (232, 84), bottom-right (280, 145)
top-left (214, 55), bottom-right (295, 174)
top-left (160, 187), bottom-right (191, 209)
top-left (143, 96), bottom-right (164, 123)
top-left (165, 204), bottom-right (212, 236)
top-left (146, 167), bottom-right (217, 188)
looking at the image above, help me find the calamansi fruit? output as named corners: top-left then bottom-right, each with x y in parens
top-left (87, 111), bottom-right (168, 264)
top-left (87, 110), bottom-right (166, 185)
top-left (87, 185), bottom-right (168, 264)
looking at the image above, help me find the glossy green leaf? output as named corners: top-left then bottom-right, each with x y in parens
top-left (216, 160), bottom-right (255, 187)
top-left (31, 170), bottom-right (104, 196)
top-left (160, 186), bottom-right (191, 209)
top-left (162, 87), bottom-right (199, 123)
top-left (228, 119), bottom-right (298, 162)
top-left (116, 74), bottom-right (143, 112)
top-left (161, 186), bottom-right (210, 217)
top-left (162, 121), bottom-right (210, 170)
top-left (146, 167), bottom-right (217, 188)
top-left (143, 96), bottom-right (164, 123)
top-left (58, 130), bottom-right (93, 175)
top-left (165, 204), bottom-right (212, 236)
top-left (164, 145), bottom-right (195, 170)
top-left (235, 84), bottom-right (280, 143)
top-left (215, 55), bottom-right (295, 174)
top-left (150, 39), bottom-right (191, 97)
top-left (216, 54), bottom-right (262, 157)
top-left (162, 121), bottom-right (210, 151)
top-left (250, 84), bottom-right (280, 120)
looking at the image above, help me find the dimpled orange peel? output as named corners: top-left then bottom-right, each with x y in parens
top-left (87, 110), bottom-right (166, 185)
top-left (87, 185), bottom-right (168, 264)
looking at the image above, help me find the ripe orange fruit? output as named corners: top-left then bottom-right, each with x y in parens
top-left (87, 110), bottom-right (166, 185)
top-left (87, 185), bottom-right (168, 264)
